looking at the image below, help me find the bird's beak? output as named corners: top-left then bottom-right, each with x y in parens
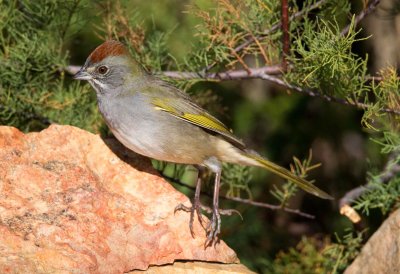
top-left (73, 68), bottom-right (92, 80)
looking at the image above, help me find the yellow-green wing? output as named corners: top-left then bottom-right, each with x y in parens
top-left (151, 96), bottom-right (246, 149)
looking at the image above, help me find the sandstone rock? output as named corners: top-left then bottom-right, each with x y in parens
top-left (128, 261), bottom-right (256, 273)
top-left (0, 125), bottom-right (240, 273)
top-left (345, 208), bottom-right (400, 274)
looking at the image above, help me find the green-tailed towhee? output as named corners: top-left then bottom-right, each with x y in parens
top-left (74, 40), bottom-right (332, 245)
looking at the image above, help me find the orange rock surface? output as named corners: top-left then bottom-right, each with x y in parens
top-left (0, 125), bottom-right (238, 273)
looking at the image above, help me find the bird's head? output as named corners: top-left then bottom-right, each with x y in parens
top-left (74, 40), bottom-right (143, 95)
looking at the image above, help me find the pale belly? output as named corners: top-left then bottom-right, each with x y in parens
top-left (98, 96), bottom-right (216, 165)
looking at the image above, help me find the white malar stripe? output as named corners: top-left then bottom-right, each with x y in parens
top-left (91, 78), bottom-right (108, 89)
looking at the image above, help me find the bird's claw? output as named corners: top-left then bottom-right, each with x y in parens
top-left (175, 201), bottom-right (241, 244)
top-left (204, 207), bottom-right (242, 247)
top-left (174, 200), bottom-right (207, 237)
top-left (205, 206), bottom-right (221, 247)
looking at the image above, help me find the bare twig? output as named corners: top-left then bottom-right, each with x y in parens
top-left (166, 67), bottom-right (399, 115)
top-left (339, 160), bottom-right (400, 222)
top-left (256, 74), bottom-right (398, 115)
top-left (66, 64), bottom-right (400, 115)
top-left (340, 0), bottom-right (381, 37)
top-left (365, 75), bottom-right (400, 82)
top-left (180, 68), bottom-right (400, 115)
top-left (67, 65), bottom-right (400, 82)
top-left (67, 64), bottom-right (283, 78)
top-left (340, 161), bottom-right (400, 208)
top-left (281, 0), bottom-right (289, 71)
top-left (166, 175), bottom-right (315, 219)
top-left (226, 196), bottom-right (315, 219)
top-left (163, 65), bottom-right (282, 79)
top-left (339, 186), bottom-right (368, 210)
top-left (65, 65), bottom-right (81, 75)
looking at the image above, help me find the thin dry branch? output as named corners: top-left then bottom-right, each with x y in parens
top-left (340, 0), bottom-right (381, 37)
top-left (281, 0), bottom-right (289, 70)
top-left (66, 64), bottom-right (400, 115)
top-left (167, 175), bottom-right (315, 219)
top-left (66, 65), bottom-right (282, 78)
top-left (163, 67), bottom-right (400, 115)
top-left (226, 196), bottom-right (315, 219)
top-left (339, 159), bottom-right (400, 222)
top-left (256, 74), bottom-right (400, 116)
top-left (163, 65), bottom-right (282, 79)
top-left (366, 75), bottom-right (400, 82)
top-left (66, 65), bottom-right (83, 75)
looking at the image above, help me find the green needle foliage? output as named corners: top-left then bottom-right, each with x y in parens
top-left (270, 151), bottom-right (321, 207)
top-left (355, 155), bottom-right (400, 215)
top-left (353, 68), bottom-right (400, 216)
top-left (264, 230), bottom-right (364, 274)
top-left (0, 0), bottom-right (101, 132)
top-left (286, 18), bottom-right (369, 97)
top-left (221, 163), bottom-right (253, 199)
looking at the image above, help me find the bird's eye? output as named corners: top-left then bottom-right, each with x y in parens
top-left (97, 65), bottom-right (109, 75)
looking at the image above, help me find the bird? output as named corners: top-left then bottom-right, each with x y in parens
top-left (74, 40), bottom-right (333, 246)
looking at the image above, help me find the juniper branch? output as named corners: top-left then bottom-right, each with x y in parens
top-left (60, 0), bottom-right (82, 41)
top-left (163, 68), bottom-right (400, 115)
top-left (66, 65), bottom-right (283, 78)
top-left (202, 0), bottom-right (379, 73)
top-left (163, 65), bottom-right (282, 79)
top-left (202, 0), bottom-right (330, 73)
top-left (234, 0), bottom-right (329, 55)
top-left (256, 74), bottom-right (400, 116)
top-left (339, 160), bottom-right (400, 211)
top-left (66, 64), bottom-right (400, 115)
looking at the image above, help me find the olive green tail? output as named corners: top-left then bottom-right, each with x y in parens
top-left (247, 153), bottom-right (333, 200)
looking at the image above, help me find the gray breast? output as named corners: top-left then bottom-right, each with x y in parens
top-left (96, 93), bottom-right (215, 164)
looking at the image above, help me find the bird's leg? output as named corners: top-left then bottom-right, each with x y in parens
top-left (174, 166), bottom-right (206, 236)
top-left (175, 163), bottom-right (241, 244)
top-left (192, 167), bottom-right (206, 229)
top-left (205, 170), bottom-right (222, 247)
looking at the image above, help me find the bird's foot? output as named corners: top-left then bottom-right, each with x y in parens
top-left (175, 201), bottom-right (242, 243)
top-left (205, 206), bottom-right (221, 247)
top-left (204, 207), bottom-right (242, 247)
top-left (174, 199), bottom-right (207, 237)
